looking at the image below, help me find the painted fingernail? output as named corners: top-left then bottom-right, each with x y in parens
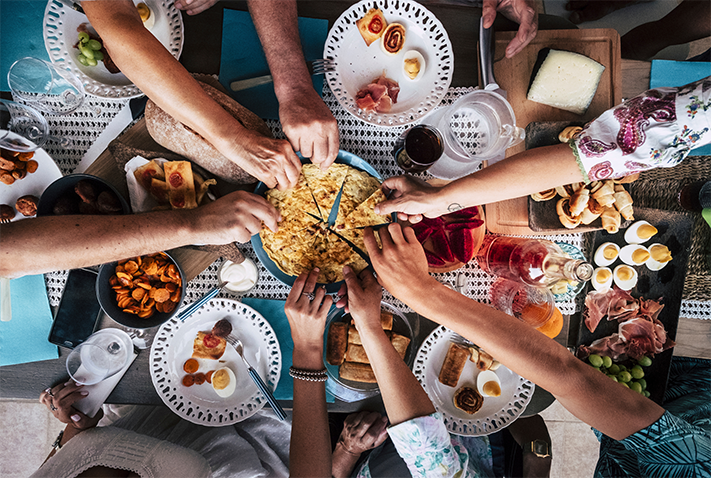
top-left (313, 267), bottom-right (320, 272)
top-left (80, 391), bottom-right (89, 396)
top-left (71, 414), bottom-right (81, 422)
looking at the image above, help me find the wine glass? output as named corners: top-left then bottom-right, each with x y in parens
top-left (8, 57), bottom-right (86, 115)
top-left (66, 329), bottom-right (132, 385)
top-left (0, 99), bottom-right (70, 151)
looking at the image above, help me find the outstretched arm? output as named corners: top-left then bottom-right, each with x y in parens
top-left (366, 224), bottom-right (665, 441)
top-left (248, 0), bottom-right (339, 169)
top-left (83, 0), bottom-right (301, 189)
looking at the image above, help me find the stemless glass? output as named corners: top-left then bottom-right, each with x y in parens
top-left (66, 329), bottom-right (133, 385)
top-left (0, 99), bottom-right (50, 152)
top-left (8, 57), bottom-right (86, 115)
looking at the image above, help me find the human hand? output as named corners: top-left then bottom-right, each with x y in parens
top-left (228, 130), bottom-right (302, 190)
top-left (482, 0), bottom-right (538, 58)
top-left (337, 411), bottom-right (389, 456)
top-left (192, 190), bottom-right (280, 244)
top-left (279, 87), bottom-right (339, 170)
top-left (365, 224), bottom-right (433, 302)
top-left (40, 381), bottom-right (103, 431)
top-left (337, 266), bottom-right (382, 335)
top-left (374, 176), bottom-right (447, 223)
top-left (174, 0), bottom-right (218, 15)
top-left (285, 268), bottom-right (333, 354)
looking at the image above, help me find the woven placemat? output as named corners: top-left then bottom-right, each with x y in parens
top-left (628, 155), bottom-right (711, 301)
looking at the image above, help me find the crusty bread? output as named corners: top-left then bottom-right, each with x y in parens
top-left (326, 322), bottom-right (348, 366)
top-left (339, 361), bottom-right (376, 383)
top-left (192, 331), bottom-right (226, 360)
top-left (344, 344), bottom-right (370, 364)
top-left (145, 80), bottom-right (273, 184)
top-left (438, 343), bottom-right (469, 387)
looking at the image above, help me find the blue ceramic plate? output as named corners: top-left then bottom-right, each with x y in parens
top-left (251, 150), bottom-right (384, 293)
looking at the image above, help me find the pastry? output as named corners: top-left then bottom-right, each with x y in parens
top-left (580, 198), bottom-right (603, 225)
top-left (390, 333), bottom-right (410, 360)
top-left (356, 8), bottom-right (387, 46)
top-left (339, 361), bottom-right (376, 383)
top-left (381, 23), bottom-right (406, 55)
top-left (556, 197), bottom-right (582, 229)
top-left (326, 322), bottom-right (348, 366)
top-left (344, 344), bottom-right (370, 364)
top-left (568, 187), bottom-right (590, 217)
top-left (613, 185), bottom-right (634, 220)
top-left (453, 386), bottom-right (484, 414)
top-left (531, 189), bottom-right (556, 202)
top-left (15, 195), bottom-right (39, 217)
top-left (438, 342), bottom-right (470, 387)
top-left (601, 206), bottom-right (621, 234)
top-left (192, 331), bottom-right (226, 360)
top-left (164, 161), bottom-right (198, 209)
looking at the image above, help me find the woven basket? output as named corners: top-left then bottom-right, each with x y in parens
top-left (628, 155), bottom-right (711, 301)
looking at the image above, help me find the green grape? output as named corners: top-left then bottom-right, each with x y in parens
top-left (608, 375), bottom-right (618, 382)
top-left (602, 356), bottom-right (612, 368)
top-left (588, 354), bottom-right (603, 368)
top-left (78, 32), bottom-right (90, 43)
top-left (79, 45), bottom-right (95, 60)
top-left (608, 364), bottom-right (620, 375)
top-left (618, 371), bottom-right (632, 383)
top-left (643, 390), bottom-right (650, 398)
top-left (638, 378), bottom-right (647, 390)
top-left (630, 365), bottom-right (645, 379)
top-left (77, 54), bottom-right (89, 66)
top-left (630, 381), bottom-right (643, 393)
top-left (638, 356), bottom-right (653, 367)
top-left (618, 365), bottom-right (627, 372)
top-left (88, 39), bottom-right (103, 51)
top-left (86, 57), bottom-right (98, 67)
top-left (93, 50), bottom-right (104, 61)
top-left (620, 382), bottom-right (629, 388)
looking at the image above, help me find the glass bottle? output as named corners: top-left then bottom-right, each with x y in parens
top-left (476, 236), bottom-right (593, 287)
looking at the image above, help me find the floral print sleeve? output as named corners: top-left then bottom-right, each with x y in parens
top-left (572, 76), bottom-right (711, 182)
top-left (385, 412), bottom-right (469, 477)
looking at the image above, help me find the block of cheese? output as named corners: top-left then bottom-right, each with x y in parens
top-left (527, 48), bottom-right (605, 115)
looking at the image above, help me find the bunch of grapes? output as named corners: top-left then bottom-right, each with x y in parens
top-left (587, 354), bottom-right (652, 397)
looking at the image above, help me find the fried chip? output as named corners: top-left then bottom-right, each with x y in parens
top-left (154, 288), bottom-right (171, 303)
top-left (110, 253), bottom-right (181, 318)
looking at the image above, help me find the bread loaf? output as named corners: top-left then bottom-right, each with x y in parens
top-left (438, 343), bottom-right (469, 387)
top-left (145, 80), bottom-right (273, 184)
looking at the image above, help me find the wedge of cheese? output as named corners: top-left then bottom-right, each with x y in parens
top-left (527, 49), bottom-right (605, 115)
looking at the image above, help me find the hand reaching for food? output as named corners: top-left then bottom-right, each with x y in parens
top-left (482, 0), bottom-right (538, 58)
top-left (229, 130), bottom-right (302, 190)
top-left (279, 87), bottom-right (339, 170)
top-left (337, 411), bottom-right (389, 455)
top-left (338, 266), bottom-right (383, 333)
top-left (40, 381), bottom-right (103, 431)
top-left (285, 268), bottom-right (332, 356)
top-left (375, 176), bottom-right (448, 223)
top-left (174, 0), bottom-right (218, 15)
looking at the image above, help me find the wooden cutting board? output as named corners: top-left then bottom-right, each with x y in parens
top-left (484, 28), bottom-right (621, 235)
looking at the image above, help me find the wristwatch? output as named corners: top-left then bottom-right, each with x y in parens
top-left (525, 439), bottom-right (551, 458)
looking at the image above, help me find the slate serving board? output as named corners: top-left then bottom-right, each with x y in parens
top-left (574, 207), bottom-right (693, 405)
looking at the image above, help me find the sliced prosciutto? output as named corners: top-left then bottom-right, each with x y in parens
top-left (355, 74), bottom-right (400, 113)
top-left (584, 287), bottom-right (639, 333)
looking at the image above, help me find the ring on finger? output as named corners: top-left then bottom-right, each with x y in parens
top-left (45, 387), bottom-right (54, 397)
top-left (302, 292), bottom-right (315, 302)
top-left (49, 403), bottom-right (57, 412)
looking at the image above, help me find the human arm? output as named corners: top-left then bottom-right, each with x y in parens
top-left (247, 0), bottom-right (339, 168)
top-left (82, 0), bottom-right (300, 189)
top-left (284, 268), bottom-right (333, 478)
top-left (365, 224), bottom-right (665, 441)
top-left (332, 411), bottom-right (389, 478)
top-left (0, 191), bottom-right (278, 278)
top-left (482, 0), bottom-right (538, 58)
top-left (376, 143), bottom-right (583, 222)
top-left (174, 0), bottom-right (218, 16)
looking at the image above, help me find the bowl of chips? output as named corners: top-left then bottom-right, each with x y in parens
top-left (96, 251), bottom-right (185, 329)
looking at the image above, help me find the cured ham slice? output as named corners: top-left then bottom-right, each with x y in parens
top-left (355, 74), bottom-right (400, 113)
top-left (584, 287), bottom-right (638, 333)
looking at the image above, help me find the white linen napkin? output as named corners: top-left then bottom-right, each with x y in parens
top-left (124, 155), bottom-right (168, 213)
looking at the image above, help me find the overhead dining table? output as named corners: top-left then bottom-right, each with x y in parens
top-left (1, 0), bottom-right (709, 421)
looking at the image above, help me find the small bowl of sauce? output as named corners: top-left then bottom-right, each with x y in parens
top-left (219, 258), bottom-right (259, 296)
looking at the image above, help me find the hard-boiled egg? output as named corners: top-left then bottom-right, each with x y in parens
top-left (212, 367), bottom-right (236, 398)
top-left (476, 370), bottom-right (501, 397)
top-left (592, 267), bottom-right (613, 292)
top-left (594, 242), bottom-right (620, 267)
top-left (624, 220), bottom-right (658, 244)
top-left (613, 265), bottom-right (638, 290)
top-left (619, 244), bottom-right (650, 266)
top-left (402, 50), bottom-right (425, 81)
top-left (646, 243), bottom-right (673, 271)
top-left (136, 2), bottom-right (155, 30)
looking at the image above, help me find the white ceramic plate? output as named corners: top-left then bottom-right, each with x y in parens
top-left (150, 298), bottom-right (282, 426)
top-left (413, 326), bottom-right (534, 436)
top-left (0, 131), bottom-right (62, 222)
top-left (43, 0), bottom-right (184, 99)
top-left (324, 0), bottom-right (453, 126)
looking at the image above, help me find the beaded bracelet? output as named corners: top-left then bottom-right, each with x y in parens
top-left (289, 366), bottom-right (328, 382)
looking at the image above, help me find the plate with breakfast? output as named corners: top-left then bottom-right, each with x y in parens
top-left (150, 298), bottom-right (281, 426)
top-left (413, 326), bottom-right (534, 436)
top-left (0, 133), bottom-right (62, 222)
top-left (43, 0), bottom-right (184, 99)
top-left (252, 150), bottom-right (393, 293)
top-left (324, 0), bottom-right (453, 126)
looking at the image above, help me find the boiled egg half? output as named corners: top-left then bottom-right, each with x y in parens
top-left (136, 2), bottom-right (155, 31)
top-left (592, 267), bottom-right (613, 292)
top-left (402, 50), bottom-right (425, 81)
top-left (594, 242), bottom-right (619, 267)
top-left (646, 244), bottom-right (673, 271)
top-left (613, 265), bottom-right (638, 290)
top-left (212, 367), bottom-right (236, 398)
top-left (476, 370), bottom-right (501, 398)
top-left (619, 244), bottom-right (650, 266)
top-left (624, 220), bottom-right (658, 244)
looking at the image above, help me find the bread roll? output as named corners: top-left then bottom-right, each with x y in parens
top-left (344, 344), bottom-right (370, 364)
top-left (326, 322), bottom-right (348, 366)
top-left (145, 80), bottom-right (273, 184)
top-left (339, 362), bottom-right (376, 383)
top-left (438, 343), bottom-right (470, 387)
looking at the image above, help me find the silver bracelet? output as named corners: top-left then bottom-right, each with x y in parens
top-left (289, 366), bottom-right (328, 382)
top-left (52, 430), bottom-right (64, 451)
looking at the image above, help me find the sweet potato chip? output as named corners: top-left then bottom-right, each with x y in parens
top-left (138, 308), bottom-right (155, 318)
top-left (162, 301), bottom-right (176, 313)
top-left (170, 289), bottom-right (181, 303)
top-left (165, 282), bottom-right (177, 293)
top-left (155, 301), bottom-right (165, 313)
top-left (124, 261), bottom-right (139, 274)
top-left (132, 288), bottom-right (145, 301)
top-left (154, 288), bottom-right (171, 303)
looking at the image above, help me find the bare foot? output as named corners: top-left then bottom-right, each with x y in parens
top-left (565, 0), bottom-right (649, 24)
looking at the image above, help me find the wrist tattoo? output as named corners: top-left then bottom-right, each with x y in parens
top-left (447, 203), bottom-right (463, 212)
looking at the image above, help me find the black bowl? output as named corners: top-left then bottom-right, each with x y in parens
top-left (96, 251), bottom-right (185, 329)
top-left (37, 173), bottom-right (130, 217)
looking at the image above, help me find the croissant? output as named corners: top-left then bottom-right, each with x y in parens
top-left (591, 180), bottom-right (616, 208)
top-left (531, 189), bottom-right (557, 201)
top-left (558, 126), bottom-right (583, 143)
top-left (557, 198), bottom-right (582, 229)
top-left (601, 206), bottom-right (621, 233)
top-left (580, 198), bottom-right (603, 225)
top-left (569, 187), bottom-right (590, 217)
top-left (615, 173), bottom-right (640, 184)
top-left (613, 185), bottom-right (634, 220)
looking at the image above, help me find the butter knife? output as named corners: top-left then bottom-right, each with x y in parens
top-left (230, 60), bottom-right (321, 92)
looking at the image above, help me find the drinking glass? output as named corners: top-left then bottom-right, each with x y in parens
top-left (66, 329), bottom-right (132, 385)
top-left (489, 277), bottom-right (555, 328)
top-left (8, 57), bottom-right (86, 115)
top-left (0, 99), bottom-right (50, 152)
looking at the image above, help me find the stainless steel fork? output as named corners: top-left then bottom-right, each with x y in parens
top-left (230, 58), bottom-right (336, 91)
top-left (225, 333), bottom-right (287, 421)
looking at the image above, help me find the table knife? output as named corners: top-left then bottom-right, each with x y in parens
top-left (230, 60), bottom-right (318, 92)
